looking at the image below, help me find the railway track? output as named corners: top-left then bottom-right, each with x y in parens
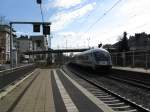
top-left (105, 75), bottom-right (150, 90)
top-left (0, 65), bottom-right (35, 92)
top-left (64, 66), bottom-right (150, 112)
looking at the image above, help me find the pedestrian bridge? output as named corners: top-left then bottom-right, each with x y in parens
top-left (23, 48), bottom-right (90, 55)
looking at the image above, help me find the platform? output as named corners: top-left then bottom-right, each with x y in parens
top-left (0, 68), bottom-right (115, 112)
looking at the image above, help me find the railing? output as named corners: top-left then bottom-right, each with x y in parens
top-left (111, 50), bottom-right (150, 69)
top-left (0, 64), bottom-right (36, 90)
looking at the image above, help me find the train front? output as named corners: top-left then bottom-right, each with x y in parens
top-left (93, 49), bottom-right (112, 70)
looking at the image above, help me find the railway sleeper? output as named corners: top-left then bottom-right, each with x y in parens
top-left (115, 109), bottom-right (137, 112)
top-left (103, 99), bottom-right (121, 103)
top-left (96, 95), bottom-right (111, 97)
top-left (90, 90), bottom-right (104, 92)
top-left (112, 106), bottom-right (135, 111)
top-left (112, 105), bottom-right (130, 109)
top-left (92, 92), bottom-right (105, 95)
top-left (100, 97), bottom-right (116, 100)
top-left (107, 102), bottom-right (125, 106)
top-left (86, 87), bottom-right (100, 90)
top-left (88, 89), bottom-right (100, 91)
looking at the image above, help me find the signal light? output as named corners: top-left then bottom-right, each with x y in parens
top-left (43, 25), bottom-right (50, 35)
top-left (33, 24), bottom-right (40, 32)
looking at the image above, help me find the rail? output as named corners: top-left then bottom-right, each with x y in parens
top-left (0, 64), bottom-right (36, 90)
top-left (65, 66), bottom-right (150, 112)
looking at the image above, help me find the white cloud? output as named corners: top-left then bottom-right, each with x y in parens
top-left (54, 0), bottom-right (82, 8)
top-left (51, 32), bottom-right (88, 49)
top-left (51, 0), bottom-right (150, 49)
top-left (51, 31), bottom-right (114, 49)
top-left (16, 31), bottom-right (32, 36)
top-left (45, 0), bottom-right (83, 10)
top-left (51, 3), bottom-right (96, 31)
top-left (119, 0), bottom-right (150, 34)
top-left (90, 0), bottom-right (150, 45)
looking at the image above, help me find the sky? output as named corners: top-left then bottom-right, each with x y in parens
top-left (1, 0), bottom-right (150, 49)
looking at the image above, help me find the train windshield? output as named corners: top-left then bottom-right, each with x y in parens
top-left (93, 51), bottom-right (110, 61)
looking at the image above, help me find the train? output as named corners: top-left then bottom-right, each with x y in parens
top-left (70, 48), bottom-right (112, 70)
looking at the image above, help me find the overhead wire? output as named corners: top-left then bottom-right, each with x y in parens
top-left (40, 3), bottom-right (45, 23)
top-left (79, 1), bottom-right (103, 29)
top-left (85, 0), bottom-right (122, 32)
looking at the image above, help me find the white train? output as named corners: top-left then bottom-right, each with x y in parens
top-left (71, 48), bottom-right (112, 70)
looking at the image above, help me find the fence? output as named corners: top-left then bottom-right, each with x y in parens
top-left (111, 50), bottom-right (150, 69)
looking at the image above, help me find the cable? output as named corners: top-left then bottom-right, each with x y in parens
top-left (85, 0), bottom-right (122, 32)
top-left (79, 1), bottom-right (102, 29)
top-left (40, 4), bottom-right (44, 22)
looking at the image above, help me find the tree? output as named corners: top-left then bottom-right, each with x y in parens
top-left (118, 32), bottom-right (129, 52)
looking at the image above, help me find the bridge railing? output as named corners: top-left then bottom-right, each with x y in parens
top-left (0, 64), bottom-right (36, 90)
top-left (111, 50), bottom-right (150, 69)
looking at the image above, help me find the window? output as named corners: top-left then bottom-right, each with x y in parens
top-left (93, 51), bottom-right (110, 61)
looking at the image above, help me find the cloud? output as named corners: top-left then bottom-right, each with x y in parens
top-left (89, 0), bottom-right (150, 45)
top-left (51, 31), bottom-right (112, 49)
top-left (51, 31), bottom-right (88, 49)
top-left (119, 0), bottom-right (150, 34)
top-left (51, 3), bottom-right (96, 31)
top-left (54, 0), bottom-right (82, 9)
top-left (16, 31), bottom-right (31, 36)
top-left (45, 0), bottom-right (83, 10)
top-left (51, 0), bottom-right (150, 49)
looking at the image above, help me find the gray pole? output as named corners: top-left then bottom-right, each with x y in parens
top-left (132, 50), bottom-right (135, 67)
top-left (145, 50), bottom-right (148, 69)
top-left (49, 35), bottom-right (51, 49)
top-left (10, 23), bottom-right (13, 68)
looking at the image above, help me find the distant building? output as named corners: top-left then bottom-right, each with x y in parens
top-left (17, 36), bottom-right (31, 52)
top-left (111, 32), bottom-right (150, 52)
top-left (128, 32), bottom-right (150, 50)
top-left (16, 35), bottom-right (49, 62)
top-left (16, 36), bottom-right (32, 63)
top-left (0, 25), bottom-right (11, 64)
top-left (30, 35), bottom-right (48, 51)
top-left (102, 44), bottom-right (116, 53)
top-left (30, 35), bottom-right (48, 60)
